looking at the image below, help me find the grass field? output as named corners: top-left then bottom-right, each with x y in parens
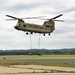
top-left (0, 55), bottom-right (75, 67)
top-left (0, 55), bottom-right (75, 59)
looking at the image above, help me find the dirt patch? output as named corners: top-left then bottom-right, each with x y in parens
top-left (11, 65), bottom-right (75, 71)
top-left (2, 73), bottom-right (75, 75)
top-left (0, 65), bottom-right (75, 75)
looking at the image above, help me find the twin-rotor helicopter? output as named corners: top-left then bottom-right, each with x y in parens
top-left (6, 14), bottom-right (64, 36)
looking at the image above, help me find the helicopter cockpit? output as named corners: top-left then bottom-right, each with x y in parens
top-left (14, 19), bottom-right (25, 30)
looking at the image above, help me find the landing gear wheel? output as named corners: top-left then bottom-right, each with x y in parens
top-left (43, 34), bottom-right (45, 36)
top-left (30, 32), bottom-right (33, 34)
top-left (26, 32), bottom-right (28, 35)
top-left (49, 33), bottom-right (50, 36)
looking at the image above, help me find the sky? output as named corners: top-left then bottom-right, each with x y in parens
top-left (0, 0), bottom-right (75, 50)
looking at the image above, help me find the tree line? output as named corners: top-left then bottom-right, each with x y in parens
top-left (0, 48), bottom-right (75, 55)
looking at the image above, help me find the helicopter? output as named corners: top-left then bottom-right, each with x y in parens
top-left (6, 14), bottom-right (64, 36)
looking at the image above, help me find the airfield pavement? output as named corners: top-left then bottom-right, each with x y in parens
top-left (0, 65), bottom-right (75, 75)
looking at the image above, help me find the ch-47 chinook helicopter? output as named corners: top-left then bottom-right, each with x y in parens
top-left (6, 14), bottom-right (64, 36)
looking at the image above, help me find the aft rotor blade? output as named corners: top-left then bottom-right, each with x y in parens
top-left (6, 15), bottom-right (18, 19)
top-left (50, 14), bottom-right (63, 20)
top-left (53, 20), bottom-right (64, 22)
top-left (26, 14), bottom-right (63, 20)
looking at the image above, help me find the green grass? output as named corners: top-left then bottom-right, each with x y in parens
top-left (0, 55), bottom-right (75, 67)
top-left (0, 61), bottom-right (75, 68)
top-left (0, 55), bottom-right (75, 59)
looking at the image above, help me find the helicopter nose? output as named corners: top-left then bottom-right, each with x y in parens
top-left (14, 26), bottom-right (18, 29)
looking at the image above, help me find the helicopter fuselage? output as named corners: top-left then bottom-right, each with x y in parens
top-left (14, 20), bottom-right (55, 35)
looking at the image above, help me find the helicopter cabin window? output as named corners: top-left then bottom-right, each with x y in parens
top-left (23, 25), bottom-right (26, 27)
top-left (40, 27), bottom-right (43, 29)
top-left (45, 28), bottom-right (47, 30)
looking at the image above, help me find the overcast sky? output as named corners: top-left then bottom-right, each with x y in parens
top-left (0, 0), bottom-right (75, 50)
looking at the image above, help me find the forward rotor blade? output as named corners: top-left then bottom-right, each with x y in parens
top-left (21, 16), bottom-right (46, 19)
top-left (50, 14), bottom-right (63, 20)
top-left (5, 19), bottom-right (17, 20)
top-left (6, 15), bottom-right (18, 19)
